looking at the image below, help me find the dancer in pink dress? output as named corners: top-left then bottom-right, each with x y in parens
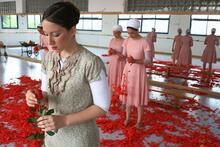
top-left (146, 28), bottom-right (157, 64)
top-left (201, 28), bottom-right (219, 73)
top-left (37, 26), bottom-right (49, 56)
top-left (172, 28), bottom-right (182, 65)
top-left (178, 29), bottom-right (193, 73)
top-left (108, 25), bottom-right (125, 94)
top-left (120, 19), bottom-right (151, 128)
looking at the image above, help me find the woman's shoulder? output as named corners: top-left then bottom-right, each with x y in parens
top-left (42, 50), bottom-right (57, 62)
top-left (78, 45), bottom-right (103, 64)
top-left (139, 37), bottom-right (148, 44)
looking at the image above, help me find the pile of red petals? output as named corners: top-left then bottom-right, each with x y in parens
top-left (0, 76), bottom-right (219, 146)
top-left (97, 93), bottom-right (220, 146)
top-left (147, 60), bottom-right (220, 89)
top-left (0, 76), bottom-right (43, 146)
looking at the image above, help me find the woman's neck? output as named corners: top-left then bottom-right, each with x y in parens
top-left (115, 36), bottom-right (123, 40)
top-left (60, 42), bottom-right (79, 58)
top-left (132, 34), bottom-right (142, 40)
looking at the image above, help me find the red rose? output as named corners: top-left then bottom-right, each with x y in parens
top-left (33, 46), bottom-right (39, 53)
top-left (108, 48), bottom-right (115, 55)
top-left (127, 56), bottom-right (135, 64)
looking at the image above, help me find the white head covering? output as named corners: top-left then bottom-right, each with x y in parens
top-left (127, 18), bottom-right (140, 30)
top-left (112, 25), bottom-right (123, 32)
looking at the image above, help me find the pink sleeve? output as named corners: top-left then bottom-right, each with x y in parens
top-left (204, 37), bottom-right (208, 45)
top-left (154, 33), bottom-right (157, 42)
top-left (122, 39), bottom-right (128, 56)
top-left (216, 36), bottom-right (219, 46)
top-left (108, 38), bottom-right (114, 50)
top-left (143, 39), bottom-right (150, 52)
top-left (143, 39), bottom-right (151, 65)
top-left (191, 37), bottom-right (193, 47)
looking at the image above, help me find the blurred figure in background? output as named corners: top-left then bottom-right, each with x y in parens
top-left (146, 27), bottom-right (157, 64)
top-left (37, 25), bottom-right (49, 56)
top-left (178, 29), bottom-right (193, 73)
top-left (172, 28), bottom-right (182, 65)
top-left (108, 25), bottom-right (125, 95)
top-left (201, 28), bottom-right (219, 73)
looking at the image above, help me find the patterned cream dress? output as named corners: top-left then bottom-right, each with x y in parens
top-left (41, 45), bottom-right (106, 147)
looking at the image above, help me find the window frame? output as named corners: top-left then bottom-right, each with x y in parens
top-left (1, 15), bottom-right (18, 29)
top-left (117, 14), bottom-right (170, 34)
top-left (190, 15), bottom-right (220, 36)
top-left (27, 14), bottom-right (41, 29)
top-left (77, 14), bottom-right (102, 31)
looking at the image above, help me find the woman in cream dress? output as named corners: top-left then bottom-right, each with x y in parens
top-left (25, 2), bottom-right (110, 146)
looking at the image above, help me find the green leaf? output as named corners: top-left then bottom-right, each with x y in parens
top-left (27, 134), bottom-right (37, 140)
top-left (46, 109), bottom-right (54, 115)
top-left (27, 117), bottom-right (37, 123)
top-left (39, 108), bottom-right (46, 116)
top-left (35, 133), bottom-right (45, 141)
top-left (47, 131), bottom-right (55, 136)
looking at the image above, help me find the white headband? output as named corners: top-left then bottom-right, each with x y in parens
top-left (112, 25), bottom-right (123, 32)
top-left (127, 18), bottom-right (140, 30)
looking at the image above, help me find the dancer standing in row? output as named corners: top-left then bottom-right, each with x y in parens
top-left (172, 28), bottom-right (182, 65)
top-left (108, 25), bottom-right (125, 95)
top-left (120, 19), bottom-right (150, 128)
top-left (146, 27), bottom-right (157, 64)
top-left (201, 28), bottom-right (219, 73)
top-left (178, 29), bottom-right (193, 73)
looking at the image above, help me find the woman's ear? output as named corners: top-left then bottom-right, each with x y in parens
top-left (70, 26), bottom-right (76, 36)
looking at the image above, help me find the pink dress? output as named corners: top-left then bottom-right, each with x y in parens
top-left (172, 35), bottom-right (182, 60)
top-left (120, 37), bottom-right (149, 107)
top-left (108, 38), bottom-right (125, 90)
top-left (201, 35), bottom-right (219, 63)
top-left (146, 32), bottom-right (157, 59)
top-left (40, 34), bottom-right (48, 56)
top-left (178, 35), bottom-right (193, 65)
top-left (40, 34), bottom-right (53, 56)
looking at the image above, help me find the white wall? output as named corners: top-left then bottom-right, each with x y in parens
top-left (0, 14), bottom-right (219, 59)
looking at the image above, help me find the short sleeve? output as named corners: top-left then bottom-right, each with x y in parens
top-left (85, 56), bottom-right (106, 83)
top-left (143, 39), bottom-right (150, 52)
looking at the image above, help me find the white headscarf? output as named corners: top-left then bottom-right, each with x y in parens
top-left (112, 25), bottom-right (123, 32)
top-left (127, 18), bottom-right (140, 30)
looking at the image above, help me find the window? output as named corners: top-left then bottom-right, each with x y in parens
top-left (190, 15), bottom-right (220, 36)
top-left (76, 14), bottom-right (102, 31)
top-left (118, 14), bottom-right (170, 34)
top-left (27, 15), bottom-right (41, 29)
top-left (1, 15), bottom-right (18, 29)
